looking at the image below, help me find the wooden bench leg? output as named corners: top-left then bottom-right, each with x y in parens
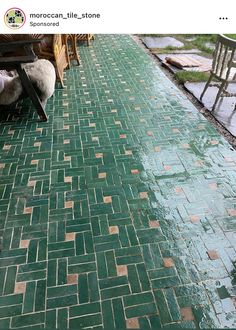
top-left (17, 65), bottom-right (48, 121)
top-left (72, 35), bottom-right (80, 65)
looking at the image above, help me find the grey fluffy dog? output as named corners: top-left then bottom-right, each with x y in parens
top-left (0, 59), bottom-right (56, 108)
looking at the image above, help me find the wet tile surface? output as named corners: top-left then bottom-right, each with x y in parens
top-left (185, 82), bottom-right (236, 136)
top-left (0, 35), bottom-right (236, 328)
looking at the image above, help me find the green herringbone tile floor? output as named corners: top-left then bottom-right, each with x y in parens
top-left (0, 34), bottom-right (236, 329)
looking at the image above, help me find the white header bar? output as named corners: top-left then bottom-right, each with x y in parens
top-left (0, 0), bottom-right (235, 33)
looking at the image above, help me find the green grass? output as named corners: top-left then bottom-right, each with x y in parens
top-left (191, 35), bottom-right (217, 54)
top-left (174, 71), bottom-right (210, 84)
top-left (225, 34), bottom-right (236, 40)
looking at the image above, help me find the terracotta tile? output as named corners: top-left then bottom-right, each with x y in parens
top-left (190, 215), bottom-right (200, 223)
top-left (67, 274), bottom-right (78, 284)
top-left (126, 318), bottom-right (140, 329)
top-left (164, 165), bottom-right (171, 171)
top-left (103, 196), bottom-right (112, 203)
top-left (109, 226), bottom-right (119, 234)
top-left (34, 142), bottom-right (41, 147)
top-left (24, 207), bottom-right (32, 214)
top-left (95, 153), bottom-right (103, 158)
top-left (140, 192), bottom-right (148, 199)
top-left (149, 220), bottom-right (160, 228)
top-left (0, 163), bottom-right (5, 169)
top-left (20, 240), bottom-right (30, 248)
top-left (99, 172), bottom-right (106, 179)
top-left (117, 265), bottom-right (128, 276)
top-left (65, 201), bottom-right (73, 208)
top-left (163, 258), bottom-right (174, 268)
top-left (31, 160), bottom-right (39, 165)
top-left (195, 160), bottom-right (204, 167)
top-left (64, 156), bottom-right (71, 161)
top-left (175, 187), bottom-right (183, 194)
top-left (64, 176), bottom-right (72, 183)
top-left (65, 233), bottom-right (75, 241)
top-left (64, 125), bottom-right (69, 130)
top-left (172, 128), bottom-right (180, 133)
top-left (180, 307), bottom-right (194, 321)
top-left (3, 145), bottom-right (11, 150)
top-left (232, 297), bottom-right (236, 308)
top-left (154, 146), bottom-right (161, 152)
top-left (120, 134), bottom-right (127, 139)
top-left (198, 124), bottom-right (205, 129)
top-left (182, 143), bottom-right (190, 149)
top-left (14, 282), bottom-right (26, 294)
top-left (27, 180), bottom-right (36, 187)
top-left (227, 209), bottom-right (236, 216)
top-left (209, 183), bottom-right (218, 190)
top-left (210, 140), bottom-right (219, 145)
top-left (147, 131), bottom-right (153, 136)
top-left (64, 139), bottom-right (70, 144)
top-left (224, 157), bottom-right (234, 162)
top-left (207, 250), bottom-right (219, 260)
top-left (131, 169), bottom-right (139, 174)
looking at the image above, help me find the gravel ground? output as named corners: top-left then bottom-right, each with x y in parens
top-left (132, 34), bottom-right (236, 149)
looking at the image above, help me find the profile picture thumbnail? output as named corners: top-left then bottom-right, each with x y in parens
top-left (4, 8), bottom-right (26, 29)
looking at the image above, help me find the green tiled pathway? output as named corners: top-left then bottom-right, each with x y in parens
top-left (0, 35), bottom-right (236, 328)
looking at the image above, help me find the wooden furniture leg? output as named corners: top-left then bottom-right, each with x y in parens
top-left (17, 65), bottom-right (48, 121)
top-left (71, 35), bottom-right (80, 65)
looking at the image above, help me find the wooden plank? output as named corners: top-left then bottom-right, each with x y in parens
top-left (166, 55), bottom-right (201, 68)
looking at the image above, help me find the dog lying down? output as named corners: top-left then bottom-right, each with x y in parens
top-left (0, 59), bottom-right (56, 108)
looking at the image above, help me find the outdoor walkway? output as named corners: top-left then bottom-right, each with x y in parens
top-left (0, 35), bottom-right (236, 329)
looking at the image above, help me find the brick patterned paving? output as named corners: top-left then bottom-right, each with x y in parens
top-left (0, 35), bottom-right (236, 328)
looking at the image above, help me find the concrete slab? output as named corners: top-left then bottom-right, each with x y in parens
top-left (185, 82), bottom-right (236, 136)
top-left (155, 54), bottom-right (212, 73)
top-left (142, 37), bottom-right (184, 49)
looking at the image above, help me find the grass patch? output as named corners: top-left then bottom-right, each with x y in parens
top-left (174, 71), bottom-right (210, 84)
top-left (225, 34), bottom-right (236, 40)
top-left (151, 44), bottom-right (194, 54)
top-left (191, 35), bottom-right (217, 54)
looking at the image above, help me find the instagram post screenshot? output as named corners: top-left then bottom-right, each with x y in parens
top-left (0, 0), bottom-right (235, 329)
